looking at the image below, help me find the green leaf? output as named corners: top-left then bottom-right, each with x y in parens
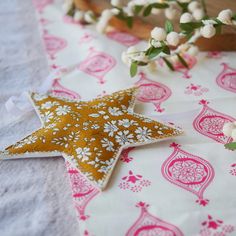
top-left (232, 14), bottom-right (236, 21)
top-left (162, 45), bottom-right (171, 55)
top-left (180, 22), bottom-right (203, 32)
top-left (143, 5), bottom-right (153, 16)
top-left (176, 53), bottom-right (189, 68)
top-left (165, 20), bottom-right (174, 33)
top-left (126, 17), bottom-right (133, 28)
top-left (162, 57), bottom-right (175, 71)
top-left (67, 6), bottom-right (75, 17)
top-left (137, 61), bottom-right (148, 66)
top-left (143, 3), bottom-right (169, 16)
top-left (152, 3), bottom-right (169, 9)
top-left (176, 2), bottom-right (188, 13)
top-left (215, 24), bottom-right (222, 34)
top-left (147, 47), bottom-right (163, 59)
top-left (134, 5), bottom-right (143, 15)
top-left (225, 142), bottom-right (236, 151)
top-left (130, 61), bottom-right (138, 77)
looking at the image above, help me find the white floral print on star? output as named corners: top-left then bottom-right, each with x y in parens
top-left (56, 105), bottom-right (71, 115)
top-left (76, 147), bottom-right (92, 162)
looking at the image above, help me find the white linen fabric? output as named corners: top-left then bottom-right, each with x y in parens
top-left (0, 1), bottom-right (80, 236)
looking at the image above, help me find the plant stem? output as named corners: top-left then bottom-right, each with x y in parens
top-left (200, 0), bottom-right (208, 17)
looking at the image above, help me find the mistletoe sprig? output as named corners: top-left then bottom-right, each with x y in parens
top-left (124, 12), bottom-right (236, 77)
top-left (63, 0), bottom-right (236, 78)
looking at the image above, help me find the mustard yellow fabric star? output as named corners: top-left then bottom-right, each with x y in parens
top-left (1, 88), bottom-right (182, 190)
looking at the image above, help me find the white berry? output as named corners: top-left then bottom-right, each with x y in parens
top-left (188, 1), bottom-right (200, 12)
top-left (151, 27), bottom-right (167, 41)
top-left (193, 9), bottom-right (205, 20)
top-left (165, 7), bottom-right (178, 20)
top-left (200, 24), bottom-right (216, 38)
top-left (111, 0), bottom-right (122, 7)
top-left (166, 32), bottom-right (180, 46)
top-left (223, 122), bottom-right (235, 136)
top-left (180, 13), bottom-right (193, 23)
top-left (218, 9), bottom-right (233, 25)
top-left (231, 129), bottom-right (236, 141)
top-left (151, 8), bottom-right (161, 15)
top-left (73, 10), bottom-right (84, 22)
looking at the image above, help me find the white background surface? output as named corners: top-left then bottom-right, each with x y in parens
top-left (0, 1), bottom-right (80, 235)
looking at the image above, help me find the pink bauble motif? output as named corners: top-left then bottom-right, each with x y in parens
top-left (216, 63), bottom-right (236, 93)
top-left (78, 47), bottom-right (116, 84)
top-left (32, 0), bottom-right (53, 13)
top-left (106, 31), bottom-right (140, 46)
top-left (51, 78), bottom-right (81, 99)
top-left (185, 83), bottom-right (209, 96)
top-left (135, 72), bottom-right (172, 112)
top-left (200, 215), bottom-right (235, 236)
top-left (119, 170), bottom-right (151, 193)
top-left (126, 202), bottom-right (184, 236)
top-left (120, 147), bottom-right (135, 163)
top-left (162, 143), bottom-right (214, 206)
top-left (66, 162), bottom-right (100, 221)
top-left (43, 30), bottom-right (67, 60)
top-left (193, 100), bottom-right (235, 144)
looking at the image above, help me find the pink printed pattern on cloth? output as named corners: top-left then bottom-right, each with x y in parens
top-left (66, 162), bottom-right (100, 220)
top-left (193, 100), bottom-right (235, 144)
top-left (200, 215), bottom-right (234, 236)
top-left (118, 170), bottom-right (151, 193)
top-left (126, 202), bottom-right (184, 236)
top-left (106, 31), bottom-right (140, 46)
top-left (216, 63), bottom-right (236, 93)
top-left (135, 72), bottom-right (172, 112)
top-left (78, 47), bottom-right (116, 84)
top-left (162, 143), bottom-right (214, 206)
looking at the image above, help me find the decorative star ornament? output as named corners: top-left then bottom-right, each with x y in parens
top-left (0, 88), bottom-right (183, 190)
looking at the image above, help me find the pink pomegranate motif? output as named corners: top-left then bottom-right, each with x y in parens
top-left (43, 30), bottom-right (67, 60)
top-left (216, 63), bottom-right (236, 93)
top-left (126, 202), bottom-right (184, 236)
top-left (50, 78), bottom-right (81, 99)
top-left (135, 72), bottom-right (172, 112)
top-left (200, 215), bottom-right (235, 236)
top-left (207, 51), bottom-right (223, 59)
top-left (229, 163), bottom-right (236, 176)
top-left (106, 31), bottom-right (140, 46)
top-left (119, 170), bottom-right (151, 193)
top-left (78, 47), bottom-right (116, 84)
top-left (120, 147), bottom-right (135, 163)
top-left (32, 0), bottom-right (53, 13)
top-left (185, 83), bottom-right (209, 96)
top-left (66, 162), bottom-right (100, 221)
top-left (162, 143), bottom-right (214, 206)
top-left (193, 100), bottom-right (235, 144)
